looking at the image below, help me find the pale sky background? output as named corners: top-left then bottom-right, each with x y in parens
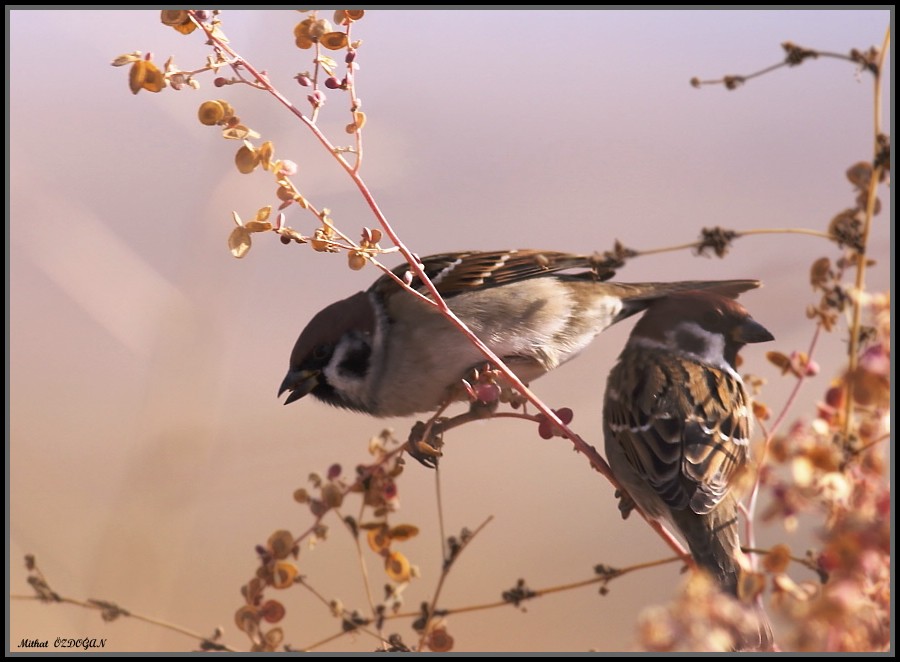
top-left (9, 8), bottom-right (891, 653)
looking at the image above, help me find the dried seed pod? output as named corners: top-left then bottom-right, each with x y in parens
top-left (160, 10), bottom-right (189, 26)
top-left (129, 60), bottom-right (165, 95)
top-left (272, 561), bottom-right (298, 589)
top-left (389, 524), bottom-right (419, 541)
top-left (348, 251), bottom-right (367, 271)
top-left (258, 141), bottom-right (275, 170)
top-left (267, 530), bottom-right (295, 560)
top-left (228, 226), bottom-right (252, 258)
top-left (197, 100), bottom-right (226, 125)
top-left (320, 31), bottom-right (348, 51)
top-left (426, 627), bottom-right (454, 653)
top-left (367, 526), bottom-right (391, 554)
top-left (385, 550), bottom-right (411, 582)
top-left (321, 482), bottom-right (344, 508)
top-left (235, 145), bottom-right (259, 174)
top-left (334, 9), bottom-right (365, 23)
top-left (260, 600), bottom-right (286, 624)
top-left (234, 605), bottom-right (259, 633)
top-left (215, 99), bottom-right (236, 119)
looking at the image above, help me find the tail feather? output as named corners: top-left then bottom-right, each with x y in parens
top-left (670, 505), bottom-right (775, 651)
top-left (607, 279), bottom-right (762, 324)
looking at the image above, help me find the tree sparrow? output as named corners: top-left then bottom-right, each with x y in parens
top-left (603, 290), bottom-right (774, 649)
top-left (280, 250), bottom-right (761, 418)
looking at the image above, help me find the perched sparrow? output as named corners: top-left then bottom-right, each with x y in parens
top-left (603, 290), bottom-right (774, 650)
top-left (280, 249), bottom-right (761, 418)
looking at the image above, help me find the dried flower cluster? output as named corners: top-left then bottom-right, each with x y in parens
top-left (638, 573), bottom-right (771, 652)
top-left (757, 297), bottom-right (890, 651)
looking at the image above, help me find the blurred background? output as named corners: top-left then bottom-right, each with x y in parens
top-left (9, 8), bottom-right (891, 652)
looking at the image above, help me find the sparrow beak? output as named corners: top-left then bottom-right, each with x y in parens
top-left (279, 369), bottom-right (321, 405)
top-left (734, 317), bottom-right (774, 344)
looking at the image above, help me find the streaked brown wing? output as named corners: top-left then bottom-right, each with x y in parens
top-left (371, 250), bottom-right (613, 300)
top-left (606, 350), bottom-right (750, 515)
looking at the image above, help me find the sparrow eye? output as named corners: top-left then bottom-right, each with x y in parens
top-left (311, 344), bottom-right (332, 361)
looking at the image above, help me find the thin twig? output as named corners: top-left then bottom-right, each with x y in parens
top-left (416, 515), bottom-right (494, 652)
top-left (344, 503), bottom-right (382, 648)
top-left (843, 26), bottom-right (891, 438)
top-left (849, 432), bottom-right (891, 456)
top-left (435, 468), bottom-right (447, 565)
top-left (11, 594), bottom-right (237, 651)
top-left (389, 555), bottom-right (683, 621)
top-left (745, 325), bottom-right (823, 559)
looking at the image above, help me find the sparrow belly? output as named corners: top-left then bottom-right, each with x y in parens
top-left (374, 279), bottom-right (605, 416)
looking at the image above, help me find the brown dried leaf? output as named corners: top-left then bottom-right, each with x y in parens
top-left (235, 145), bottom-right (259, 174)
top-left (367, 526), bottom-right (391, 554)
top-left (128, 61), bottom-right (148, 94)
top-left (258, 141), bottom-right (275, 171)
top-left (255, 206), bottom-right (272, 222)
top-left (426, 627), bottom-right (454, 653)
top-left (280, 227), bottom-right (307, 243)
top-left (160, 10), bottom-right (189, 26)
top-left (111, 52), bottom-right (142, 67)
top-left (846, 161), bottom-right (873, 190)
top-left (140, 62), bottom-right (165, 93)
top-left (334, 9), bottom-right (365, 23)
top-left (272, 561), bottom-right (298, 589)
top-left (228, 226), bottom-right (252, 258)
top-left (809, 257), bottom-right (831, 289)
top-left (385, 550), bottom-right (411, 582)
top-left (198, 100), bottom-right (225, 126)
top-left (171, 20), bottom-right (197, 35)
top-left (766, 351), bottom-right (792, 375)
top-left (268, 530), bottom-right (295, 560)
top-left (762, 543), bottom-right (792, 574)
top-left (260, 600), bottom-right (286, 624)
top-left (358, 521), bottom-right (385, 531)
top-left (234, 605), bottom-right (259, 633)
top-left (751, 400), bottom-right (771, 421)
top-left (855, 191), bottom-right (881, 215)
top-left (222, 125), bottom-right (259, 141)
top-left (321, 483), bottom-right (344, 509)
top-left (317, 56), bottom-right (338, 70)
top-left (389, 524), bottom-right (420, 541)
top-left (348, 252), bottom-right (367, 271)
top-left (264, 627), bottom-right (284, 647)
top-left (320, 32), bottom-right (348, 51)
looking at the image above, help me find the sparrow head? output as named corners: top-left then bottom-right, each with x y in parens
top-left (629, 291), bottom-right (774, 370)
top-left (278, 290), bottom-right (377, 412)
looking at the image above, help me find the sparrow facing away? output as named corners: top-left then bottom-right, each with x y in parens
top-left (603, 290), bottom-right (774, 649)
top-left (279, 250), bottom-right (761, 418)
